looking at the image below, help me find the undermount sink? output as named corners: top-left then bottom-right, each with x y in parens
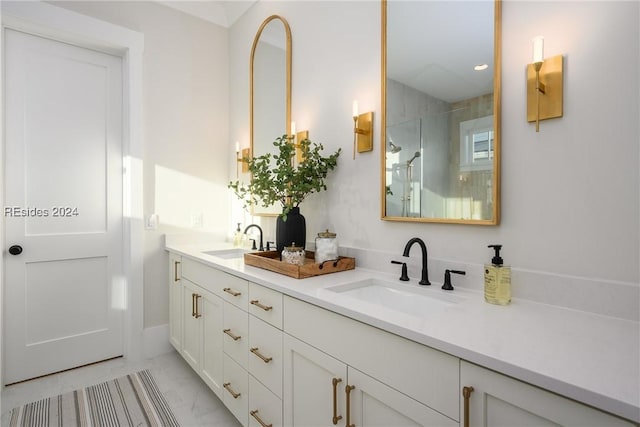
top-left (324, 278), bottom-right (465, 318)
top-left (202, 248), bottom-right (247, 259)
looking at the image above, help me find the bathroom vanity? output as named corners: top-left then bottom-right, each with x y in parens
top-left (166, 243), bottom-right (639, 427)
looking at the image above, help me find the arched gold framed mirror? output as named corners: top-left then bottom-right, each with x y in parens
top-left (250, 15), bottom-right (292, 216)
top-left (381, 0), bottom-right (501, 224)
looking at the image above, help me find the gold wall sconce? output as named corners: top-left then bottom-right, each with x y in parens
top-left (289, 122), bottom-right (309, 164)
top-left (241, 149), bottom-right (250, 173)
top-left (295, 130), bottom-right (309, 163)
top-left (527, 36), bottom-right (564, 132)
top-left (236, 141), bottom-right (250, 177)
top-left (352, 100), bottom-right (373, 159)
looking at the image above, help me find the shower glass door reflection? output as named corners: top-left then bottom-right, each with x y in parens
top-left (385, 119), bottom-right (422, 217)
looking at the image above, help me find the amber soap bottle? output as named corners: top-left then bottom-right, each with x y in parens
top-left (484, 244), bottom-right (511, 305)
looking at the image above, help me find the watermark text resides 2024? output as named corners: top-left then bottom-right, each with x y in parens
top-left (4, 206), bottom-right (79, 217)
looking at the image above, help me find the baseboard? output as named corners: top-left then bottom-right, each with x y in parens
top-left (142, 324), bottom-right (173, 359)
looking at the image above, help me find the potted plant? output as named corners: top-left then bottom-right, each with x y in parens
top-left (229, 134), bottom-right (341, 254)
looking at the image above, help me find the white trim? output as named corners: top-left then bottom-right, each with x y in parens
top-left (0, 1), bottom-right (145, 384)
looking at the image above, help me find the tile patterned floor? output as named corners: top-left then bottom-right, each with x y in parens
top-left (0, 351), bottom-right (241, 427)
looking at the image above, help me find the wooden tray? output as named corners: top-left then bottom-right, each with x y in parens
top-left (244, 250), bottom-right (355, 279)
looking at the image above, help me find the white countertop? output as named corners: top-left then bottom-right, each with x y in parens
top-left (166, 242), bottom-right (640, 423)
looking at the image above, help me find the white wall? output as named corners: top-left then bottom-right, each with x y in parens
top-left (53, 1), bottom-right (230, 328)
top-left (229, 1), bottom-right (639, 291)
top-left (41, 0), bottom-right (639, 326)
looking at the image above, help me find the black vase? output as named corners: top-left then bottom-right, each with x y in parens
top-left (276, 207), bottom-right (306, 255)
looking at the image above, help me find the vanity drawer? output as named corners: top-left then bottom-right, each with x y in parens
top-left (248, 282), bottom-right (283, 329)
top-left (221, 275), bottom-right (249, 310)
top-left (182, 258), bottom-right (248, 308)
top-left (223, 302), bottom-right (248, 369)
top-left (248, 316), bottom-right (283, 398)
top-left (283, 296), bottom-right (460, 421)
top-left (249, 375), bottom-right (283, 427)
top-left (223, 353), bottom-right (248, 427)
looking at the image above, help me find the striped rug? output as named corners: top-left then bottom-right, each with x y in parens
top-left (7, 369), bottom-right (180, 427)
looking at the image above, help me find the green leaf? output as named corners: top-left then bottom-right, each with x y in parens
top-left (228, 134), bottom-right (341, 219)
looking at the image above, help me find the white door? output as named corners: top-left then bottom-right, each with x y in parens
top-left (4, 28), bottom-right (124, 384)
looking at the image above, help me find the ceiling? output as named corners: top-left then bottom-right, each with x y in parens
top-left (159, 0), bottom-right (256, 28)
top-left (387, 1), bottom-right (494, 103)
top-left (159, 1), bottom-right (493, 104)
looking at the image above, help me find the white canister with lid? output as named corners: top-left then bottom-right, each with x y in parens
top-left (315, 230), bottom-right (338, 264)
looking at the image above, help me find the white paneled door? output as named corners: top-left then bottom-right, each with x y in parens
top-left (4, 29), bottom-right (124, 384)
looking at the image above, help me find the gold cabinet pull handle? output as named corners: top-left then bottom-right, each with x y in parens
top-left (250, 299), bottom-right (273, 311)
top-left (223, 287), bottom-right (241, 297)
top-left (462, 386), bottom-right (474, 427)
top-left (345, 384), bottom-right (355, 427)
top-left (250, 410), bottom-right (272, 427)
top-left (250, 347), bottom-right (272, 363)
top-left (174, 260), bottom-right (180, 282)
top-left (191, 293), bottom-right (196, 317)
top-left (332, 378), bottom-right (343, 425)
top-left (194, 294), bottom-right (202, 318)
top-left (223, 329), bottom-right (241, 341)
top-left (223, 382), bottom-right (241, 399)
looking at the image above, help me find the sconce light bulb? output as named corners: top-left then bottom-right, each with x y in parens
top-left (532, 36), bottom-right (544, 63)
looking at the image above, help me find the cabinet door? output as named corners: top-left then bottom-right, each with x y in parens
top-left (460, 361), bottom-right (635, 427)
top-left (348, 367), bottom-right (457, 427)
top-left (181, 278), bottom-right (201, 371)
top-left (169, 252), bottom-right (182, 350)
top-left (284, 334), bottom-right (348, 427)
top-left (201, 288), bottom-right (224, 398)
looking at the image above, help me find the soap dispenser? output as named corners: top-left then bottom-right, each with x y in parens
top-left (484, 244), bottom-right (511, 305)
top-left (233, 223), bottom-right (243, 248)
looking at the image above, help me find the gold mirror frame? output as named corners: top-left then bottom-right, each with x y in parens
top-left (381, 0), bottom-right (502, 225)
top-left (250, 15), bottom-right (292, 216)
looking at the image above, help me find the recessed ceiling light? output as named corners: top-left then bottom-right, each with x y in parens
top-left (474, 64), bottom-right (489, 71)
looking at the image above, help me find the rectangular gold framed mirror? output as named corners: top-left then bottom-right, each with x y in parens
top-left (381, 0), bottom-right (501, 224)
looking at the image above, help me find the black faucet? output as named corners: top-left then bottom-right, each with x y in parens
top-left (402, 237), bottom-right (430, 286)
top-left (244, 224), bottom-right (264, 251)
top-left (391, 260), bottom-right (410, 281)
top-left (442, 269), bottom-right (466, 291)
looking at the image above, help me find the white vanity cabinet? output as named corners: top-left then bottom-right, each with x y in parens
top-left (460, 361), bottom-right (636, 427)
top-left (180, 278), bottom-right (202, 370)
top-left (169, 253), bottom-right (284, 427)
top-left (247, 282), bottom-right (284, 427)
top-left (283, 333), bottom-right (348, 426)
top-left (168, 251), bottom-right (637, 427)
top-left (283, 295), bottom-right (459, 426)
top-left (169, 252), bottom-right (182, 350)
top-left (180, 277), bottom-right (224, 398)
top-left (283, 333), bottom-right (455, 427)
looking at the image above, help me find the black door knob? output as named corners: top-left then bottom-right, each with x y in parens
top-left (9, 245), bottom-right (22, 255)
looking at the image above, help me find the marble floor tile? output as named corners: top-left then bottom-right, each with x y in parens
top-left (0, 351), bottom-right (241, 427)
